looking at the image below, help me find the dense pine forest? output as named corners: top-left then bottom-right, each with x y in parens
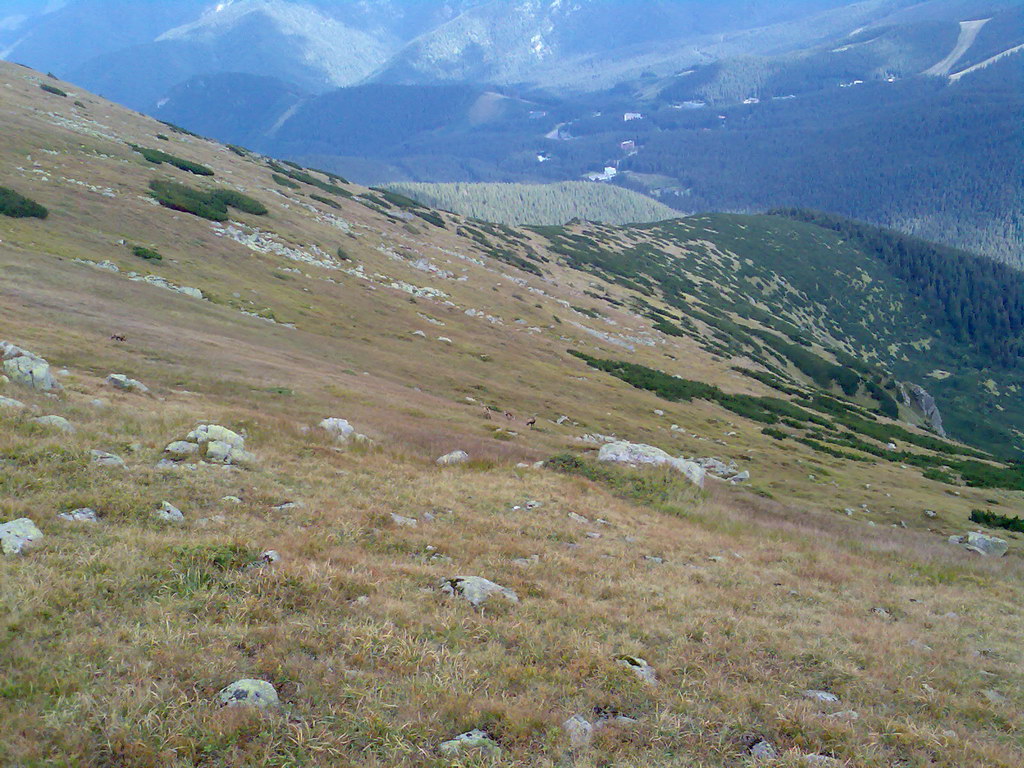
top-left (384, 181), bottom-right (678, 225)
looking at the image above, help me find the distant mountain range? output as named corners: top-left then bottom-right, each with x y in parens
top-left (2, 0), bottom-right (1022, 262)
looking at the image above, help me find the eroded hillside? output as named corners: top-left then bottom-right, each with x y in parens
top-left (1, 62), bottom-right (1022, 767)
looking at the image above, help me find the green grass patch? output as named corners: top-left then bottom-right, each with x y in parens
top-left (39, 83), bottom-right (67, 97)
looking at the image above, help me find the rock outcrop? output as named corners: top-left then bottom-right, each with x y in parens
top-left (901, 383), bottom-right (946, 437)
top-left (438, 729), bottom-right (500, 757)
top-left (949, 531), bottom-right (1008, 557)
top-left (164, 424), bottom-right (255, 466)
top-left (598, 441), bottom-right (705, 488)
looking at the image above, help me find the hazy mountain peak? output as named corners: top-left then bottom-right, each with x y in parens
top-left (155, 0), bottom-right (392, 87)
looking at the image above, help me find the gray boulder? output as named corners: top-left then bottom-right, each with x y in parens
top-left (32, 415), bottom-right (75, 432)
top-left (3, 354), bottom-right (61, 392)
top-left (597, 441), bottom-right (704, 488)
top-left (441, 576), bottom-right (518, 607)
top-left (0, 396), bottom-right (26, 410)
top-left (58, 508), bottom-right (99, 523)
top-left (319, 417), bottom-right (354, 440)
top-left (154, 501), bottom-right (184, 522)
top-left (950, 531), bottom-right (1009, 557)
top-left (164, 440), bottom-right (199, 460)
top-left (217, 679), bottom-right (279, 708)
top-left (90, 449), bottom-right (126, 468)
top-left (438, 729), bottom-right (500, 757)
top-left (436, 450), bottom-right (469, 466)
top-left (174, 424), bottom-right (254, 466)
top-left (1, 518), bottom-right (43, 554)
top-left (106, 373), bottom-right (149, 394)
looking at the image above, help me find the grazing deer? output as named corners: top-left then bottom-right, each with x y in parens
top-left (526, 416), bottom-right (536, 428)
top-left (504, 411), bottom-right (514, 421)
top-left (483, 409), bottom-right (492, 420)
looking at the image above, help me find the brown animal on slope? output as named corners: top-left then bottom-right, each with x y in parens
top-left (526, 417), bottom-right (537, 428)
top-left (110, 334), bottom-right (126, 342)
top-left (504, 411), bottom-right (514, 421)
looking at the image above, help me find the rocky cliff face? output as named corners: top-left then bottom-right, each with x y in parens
top-left (902, 383), bottom-right (946, 437)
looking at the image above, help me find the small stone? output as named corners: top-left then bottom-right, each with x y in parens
top-left (0, 518), bottom-right (43, 554)
top-left (105, 373), bottom-right (149, 393)
top-left (562, 714), bottom-right (593, 748)
top-left (924, 510), bottom-right (937, 519)
top-left (803, 690), bottom-right (839, 703)
top-left (273, 501), bottom-right (302, 511)
top-left (154, 501), bottom-right (184, 522)
top-left (165, 441), bottom-right (198, 459)
top-left (749, 739), bottom-right (778, 761)
top-left (585, 531), bottom-right (601, 539)
top-left (616, 655), bottom-right (657, 685)
top-left (805, 755), bottom-right (839, 766)
top-left (217, 679), bottom-right (279, 708)
top-left (90, 449), bottom-right (125, 468)
top-left (512, 554), bottom-right (540, 567)
top-left (826, 710), bottom-right (859, 722)
top-left (390, 513), bottom-right (417, 527)
top-left (0, 396), bottom-right (26, 410)
top-left (982, 689), bottom-right (1008, 705)
top-left (221, 495), bottom-right (242, 504)
top-left (436, 450), bottom-right (469, 466)
top-left (644, 555), bottom-right (665, 564)
top-left (58, 508), bottom-right (98, 522)
top-left (524, 500), bottom-right (541, 510)
top-left (568, 512), bottom-right (589, 524)
top-left (438, 729), bottom-right (500, 757)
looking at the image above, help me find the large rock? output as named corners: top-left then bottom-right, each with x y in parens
top-left (106, 373), bottom-right (149, 394)
top-left (0, 518), bottom-right (43, 555)
top-left (950, 531), bottom-right (1008, 557)
top-left (441, 576), bottom-right (518, 607)
top-left (3, 355), bottom-right (61, 392)
top-left (598, 441), bottom-right (705, 488)
top-left (436, 450), bottom-right (469, 466)
top-left (32, 415), bottom-right (75, 432)
top-left (187, 424), bottom-right (246, 449)
top-left (319, 417), bottom-right (354, 440)
top-left (0, 396), bottom-right (26, 410)
top-left (438, 729), bottom-right (500, 757)
top-left (175, 424), bottom-right (254, 465)
top-left (217, 679), bottom-right (279, 708)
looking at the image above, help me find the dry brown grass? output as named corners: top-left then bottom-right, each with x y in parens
top-left (1, 60), bottom-right (1022, 767)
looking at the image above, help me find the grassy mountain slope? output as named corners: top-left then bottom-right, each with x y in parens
top-left (384, 181), bottom-right (679, 226)
top-left (1, 62), bottom-right (1023, 767)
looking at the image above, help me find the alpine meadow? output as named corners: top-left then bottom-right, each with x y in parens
top-left (1, 2), bottom-right (1023, 767)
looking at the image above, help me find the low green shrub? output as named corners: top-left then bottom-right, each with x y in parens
top-left (0, 187), bottom-right (48, 219)
top-left (132, 246), bottom-right (162, 261)
top-left (130, 145), bottom-right (214, 176)
top-left (148, 180), bottom-right (267, 221)
top-left (39, 83), bottom-right (67, 97)
top-left (970, 508), bottom-right (1024, 533)
top-left (272, 173), bottom-right (300, 189)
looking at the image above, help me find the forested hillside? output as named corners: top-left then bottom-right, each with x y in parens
top-left (385, 181), bottom-right (679, 225)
